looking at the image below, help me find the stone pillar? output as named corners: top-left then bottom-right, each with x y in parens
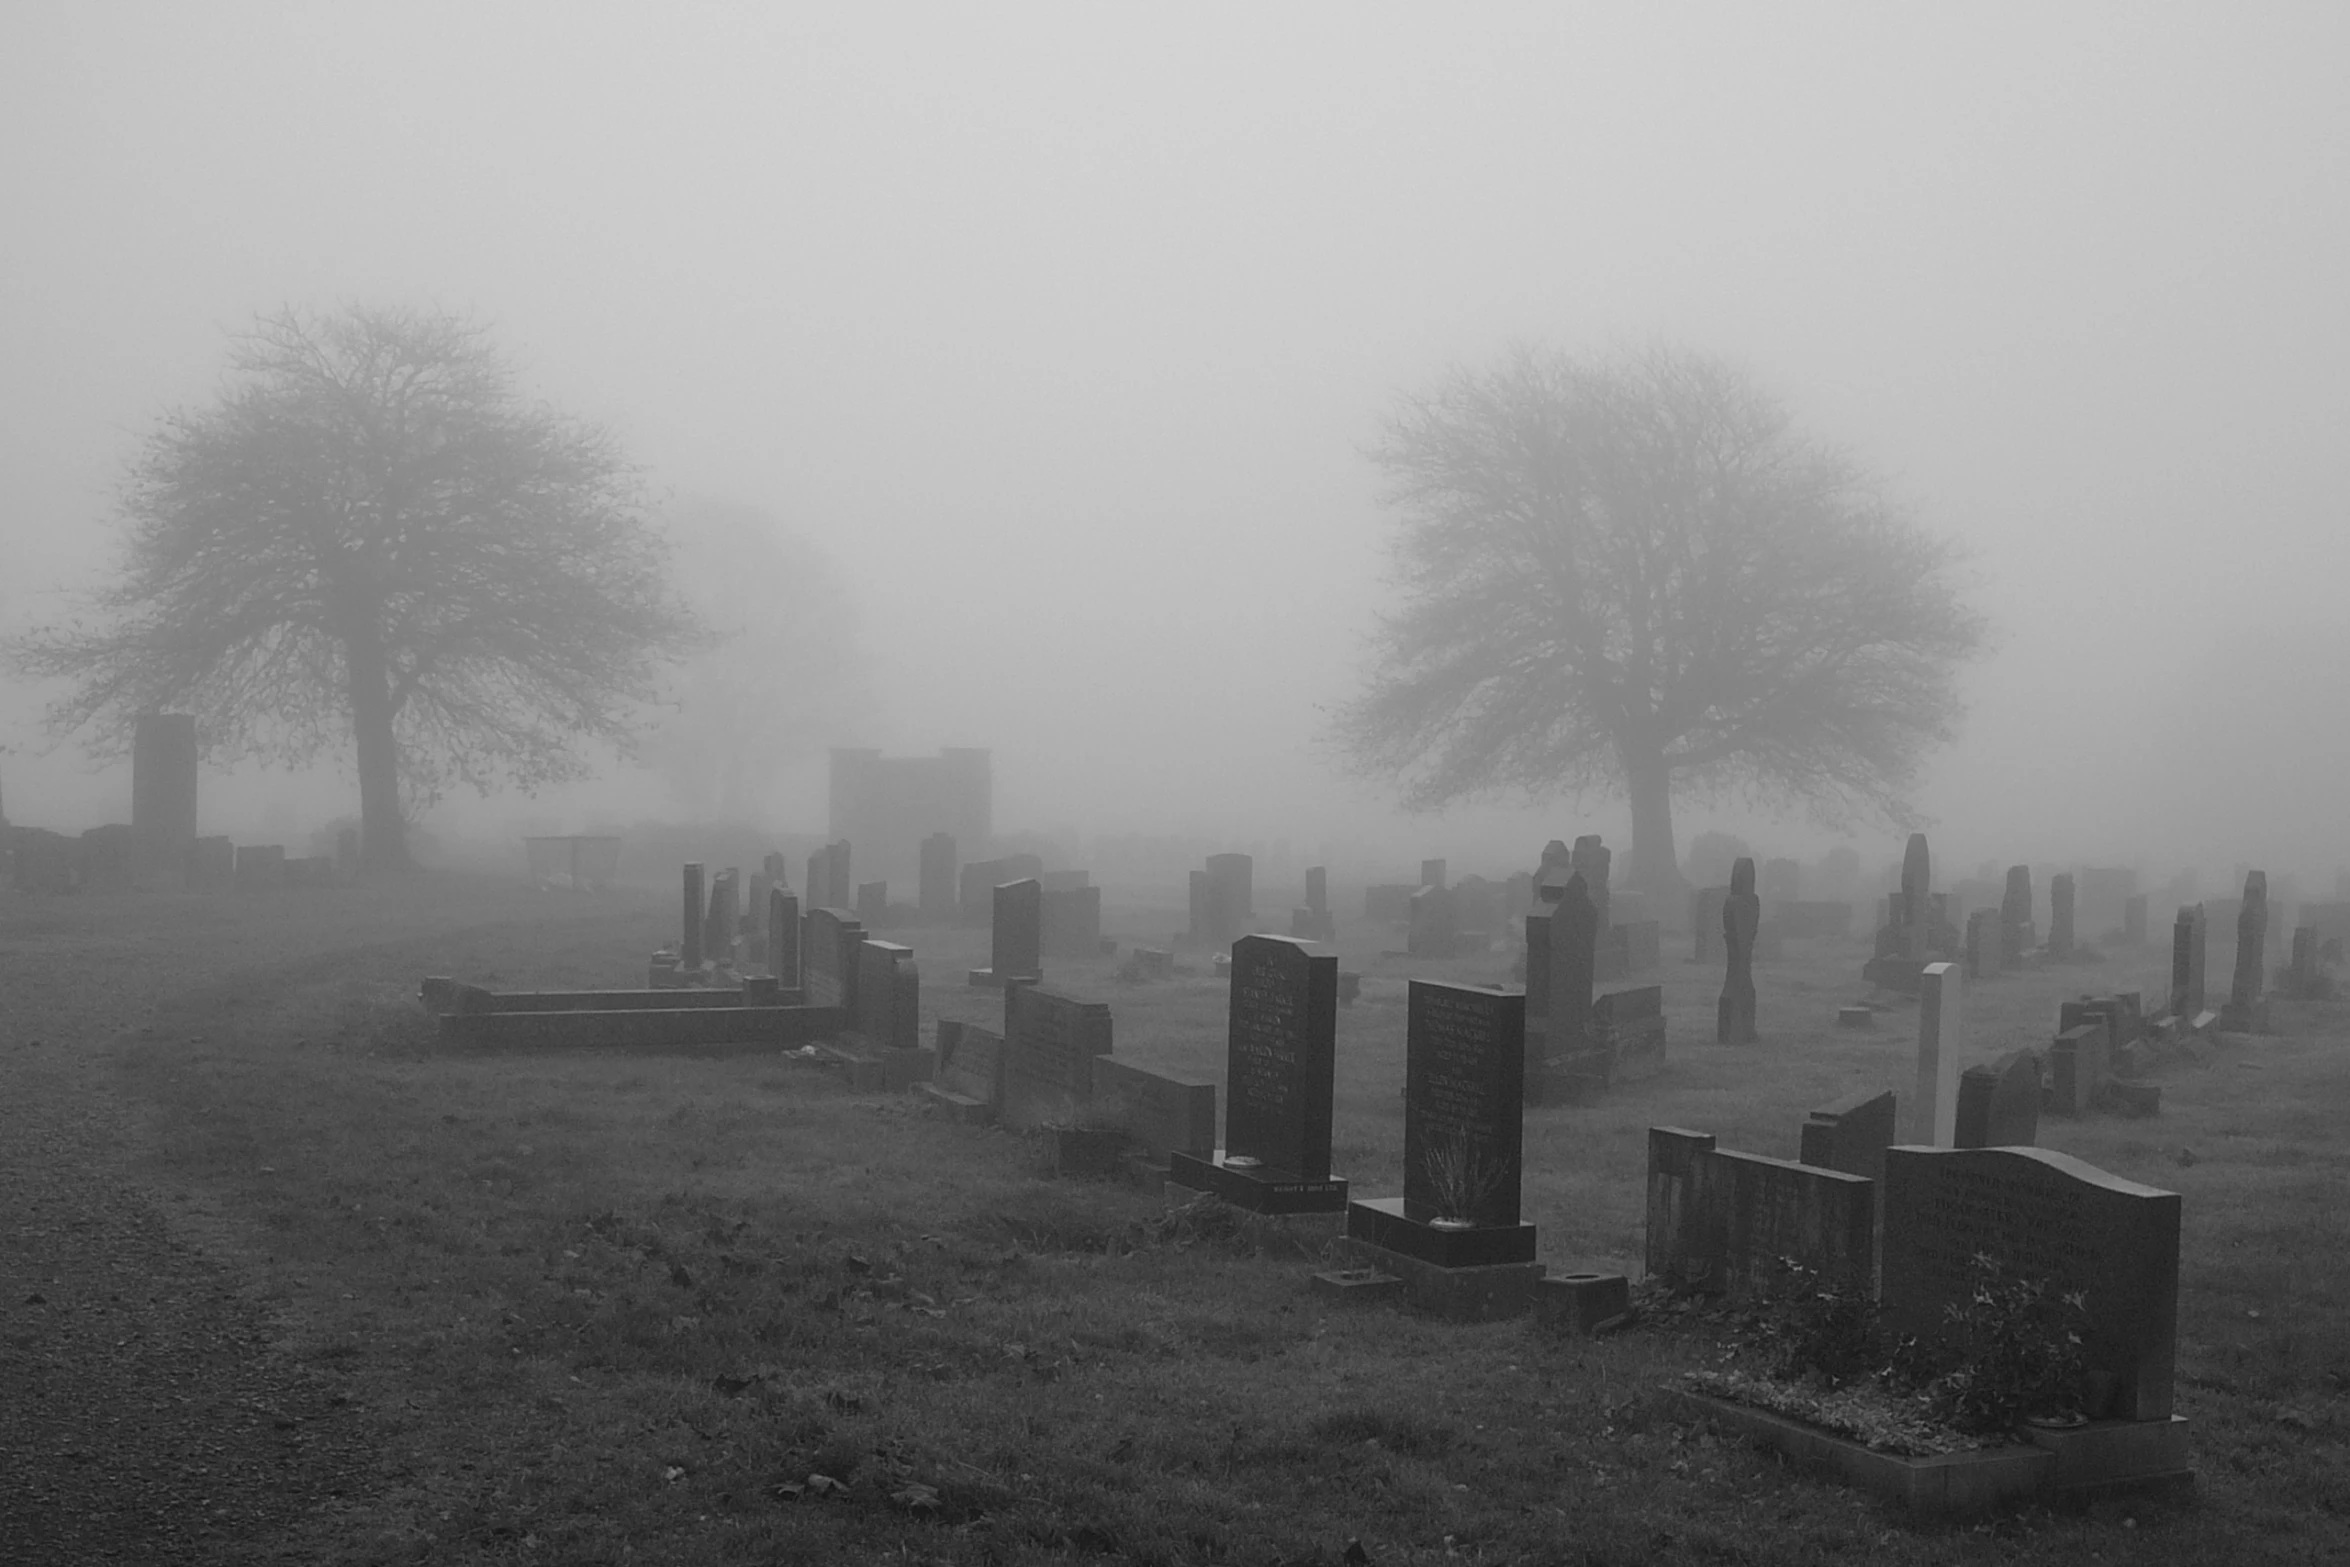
top-left (1914, 962), bottom-right (1961, 1146)
top-left (681, 862), bottom-right (704, 970)
top-left (2171, 905), bottom-right (2207, 1018)
top-left (2223, 872), bottom-right (2269, 1030)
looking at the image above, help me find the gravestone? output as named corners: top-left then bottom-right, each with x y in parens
top-left (1955, 1049), bottom-right (2042, 1148)
top-left (2001, 865), bottom-right (2035, 962)
top-left (1595, 985), bottom-right (1665, 1078)
top-left (1571, 835), bottom-right (1612, 946)
top-left (1717, 857), bottom-right (1759, 1044)
top-left (852, 940), bottom-right (921, 1052)
top-left (1345, 981), bottom-right (1534, 1270)
top-left (2123, 893), bottom-right (2149, 947)
top-left (856, 880), bottom-right (888, 927)
top-left (1533, 839), bottom-right (1576, 906)
top-left (918, 832), bottom-right (957, 923)
top-left (2283, 925), bottom-right (2327, 999)
top-left (768, 888), bottom-right (800, 986)
top-left (1898, 834), bottom-right (1932, 958)
top-left (1645, 1129), bottom-right (1875, 1297)
top-left (1169, 935), bottom-right (1345, 1212)
top-left (704, 869), bottom-right (741, 964)
top-left (2046, 1023), bottom-right (2108, 1118)
top-left (2048, 873), bottom-right (2078, 958)
top-left (970, 877), bottom-right (1045, 987)
top-left (802, 907), bottom-right (865, 1013)
top-left (1964, 908), bottom-right (2005, 980)
top-left (681, 862), bottom-right (705, 970)
top-left (1407, 884), bottom-right (1460, 959)
top-left (1798, 1089), bottom-right (1897, 1185)
top-left (1880, 1147), bottom-right (2180, 1421)
top-left (1530, 876), bottom-right (1599, 1102)
top-left (131, 712), bottom-right (199, 869)
top-left (1092, 1057), bottom-right (1216, 1165)
top-left (1041, 884), bottom-right (1103, 959)
top-left (1914, 961), bottom-right (1961, 1146)
top-left (921, 1019), bottom-right (1004, 1122)
top-left (1691, 886), bottom-right (1729, 963)
top-left (2170, 905), bottom-right (2207, 1018)
top-left (1000, 986), bottom-right (1113, 1130)
top-left (960, 854), bottom-right (1043, 924)
top-left (2222, 871), bottom-right (2270, 1032)
top-left (1420, 857), bottom-right (1447, 888)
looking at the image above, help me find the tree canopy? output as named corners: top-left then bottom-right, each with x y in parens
top-left (9, 305), bottom-right (701, 869)
top-left (1336, 343), bottom-right (1983, 895)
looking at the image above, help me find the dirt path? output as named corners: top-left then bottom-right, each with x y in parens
top-left (0, 878), bottom-right (605, 1565)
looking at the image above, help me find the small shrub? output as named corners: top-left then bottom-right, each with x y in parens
top-left (1731, 1256), bottom-right (1884, 1389)
top-left (1917, 1251), bottom-right (2093, 1434)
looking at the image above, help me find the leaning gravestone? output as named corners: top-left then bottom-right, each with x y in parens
top-left (969, 878), bottom-right (1044, 987)
top-left (1000, 985), bottom-right (1113, 1130)
top-left (1091, 1057), bottom-right (1216, 1167)
top-left (1880, 1146), bottom-right (2181, 1422)
top-left (1345, 981), bottom-right (1536, 1278)
top-left (1954, 1049), bottom-right (2042, 1148)
top-left (920, 1019), bottom-right (1005, 1123)
top-left (1717, 857), bottom-right (1759, 1044)
top-left (1798, 1089), bottom-right (1896, 1186)
top-left (1168, 934), bottom-right (1345, 1212)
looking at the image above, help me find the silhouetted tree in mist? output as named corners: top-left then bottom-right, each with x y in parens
top-left (1336, 344), bottom-right (1983, 896)
top-left (9, 306), bottom-right (702, 870)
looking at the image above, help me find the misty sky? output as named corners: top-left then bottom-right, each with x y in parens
top-left (5, 4), bottom-right (2347, 881)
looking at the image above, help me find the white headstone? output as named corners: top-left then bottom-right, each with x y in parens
top-left (1915, 962), bottom-right (1962, 1145)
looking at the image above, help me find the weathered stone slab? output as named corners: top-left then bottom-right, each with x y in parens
top-left (1955, 1049), bottom-right (2041, 1148)
top-left (2046, 1023), bottom-right (2108, 1118)
top-left (1091, 1057), bottom-right (1216, 1162)
top-left (1881, 1146), bottom-right (2180, 1421)
top-left (1401, 981), bottom-right (1525, 1227)
top-left (969, 877), bottom-right (1043, 987)
top-left (1000, 985), bottom-right (1112, 1129)
top-left (1799, 1089), bottom-right (1896, 1185)
top-left (1914, 962), bottom-right (1961, 1145)
top-left (2170, 905), bottom-right (2207, 1017)
top-left (802, 906), bottom-right (865, 1014)
top-left (1692, 1146), bottom-right (1876, 1296)
top-left (1595, 985), bottom-right (1665, 1081)
top-left (853, 940), bottom-right (919, 1052)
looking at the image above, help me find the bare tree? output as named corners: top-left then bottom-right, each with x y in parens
top-left (9, 305), bottom-right (701, 870)
top-left (1336, 344), bottom-right (1983, 895)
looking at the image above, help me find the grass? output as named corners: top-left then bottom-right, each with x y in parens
top-left (22, 870), bottom-right (2350, 1562)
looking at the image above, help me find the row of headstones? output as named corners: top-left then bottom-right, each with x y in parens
top-left (1522, 861), bottom-right (1667, 1102)
top-left (7, 823), bottom-right (358, 894)
top-left (1647, 1105), bottom-right (2180, 1424)
top-left (1863, 836), bottom-right (2158, 993)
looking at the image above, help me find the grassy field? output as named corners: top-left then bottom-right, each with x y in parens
top-left (9, 869), bottom-right (2349, 1564)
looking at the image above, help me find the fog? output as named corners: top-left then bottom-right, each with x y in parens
top-left (6, 5), bottom-right (2348, 885)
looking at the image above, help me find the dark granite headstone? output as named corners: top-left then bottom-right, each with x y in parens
top-left (1717, 857), bottom-right (1759, 1044)
top-left (1401, 981), bottom-right (1526, 1228)
top-left (970, 878), bottom-right (1044, 986)
top-left (1533, 876), bottom-right (1598, 1100)
top-left (1220, 934), bottom-right (1339, 1179)
top-left (1798, 1088), bottom-right (1897, 1186)
top-left (1647, 1129), bottom-right (1875, 1296)
top-left (1594, 985), bottom-right (1665, 1080)
top-left (1001, 986), bottom-right (1113, 1130)
top-left (1880, 1147), bottom-right (2180, 1421)
top-left (1955, 1049), bottom-right (2042, 1148)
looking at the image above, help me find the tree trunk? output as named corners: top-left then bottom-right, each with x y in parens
top-left (1622, 739), bottom-right (1681, 900)
top-left (347, 631), bottom-right (409, 873)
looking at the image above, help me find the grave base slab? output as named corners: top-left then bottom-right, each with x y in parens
top-left (913, 1084), bottom-right (995, 1124)
top-left (1671, 1392), bottom-right (2193, 1517)
top-left (1340, 1239), bottom-right (1544, 1322)
top-left (1345, 1196), bottom-right (1537, 1268)
top-left (1167, 1151), bottom-right (1349, 1214)
top-left (1307, 1269), bottom-right (1408, 1307)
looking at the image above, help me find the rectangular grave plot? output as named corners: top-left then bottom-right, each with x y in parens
top-left (1224, 935), bottom-right (1339, 1178)
top-left (1881, 1147), bottom-right (2180, 1422)
top-left (1001, 987), bottom-right (1113, 1130)
top-left (1402, 982), bottom-right (1526, 1227)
